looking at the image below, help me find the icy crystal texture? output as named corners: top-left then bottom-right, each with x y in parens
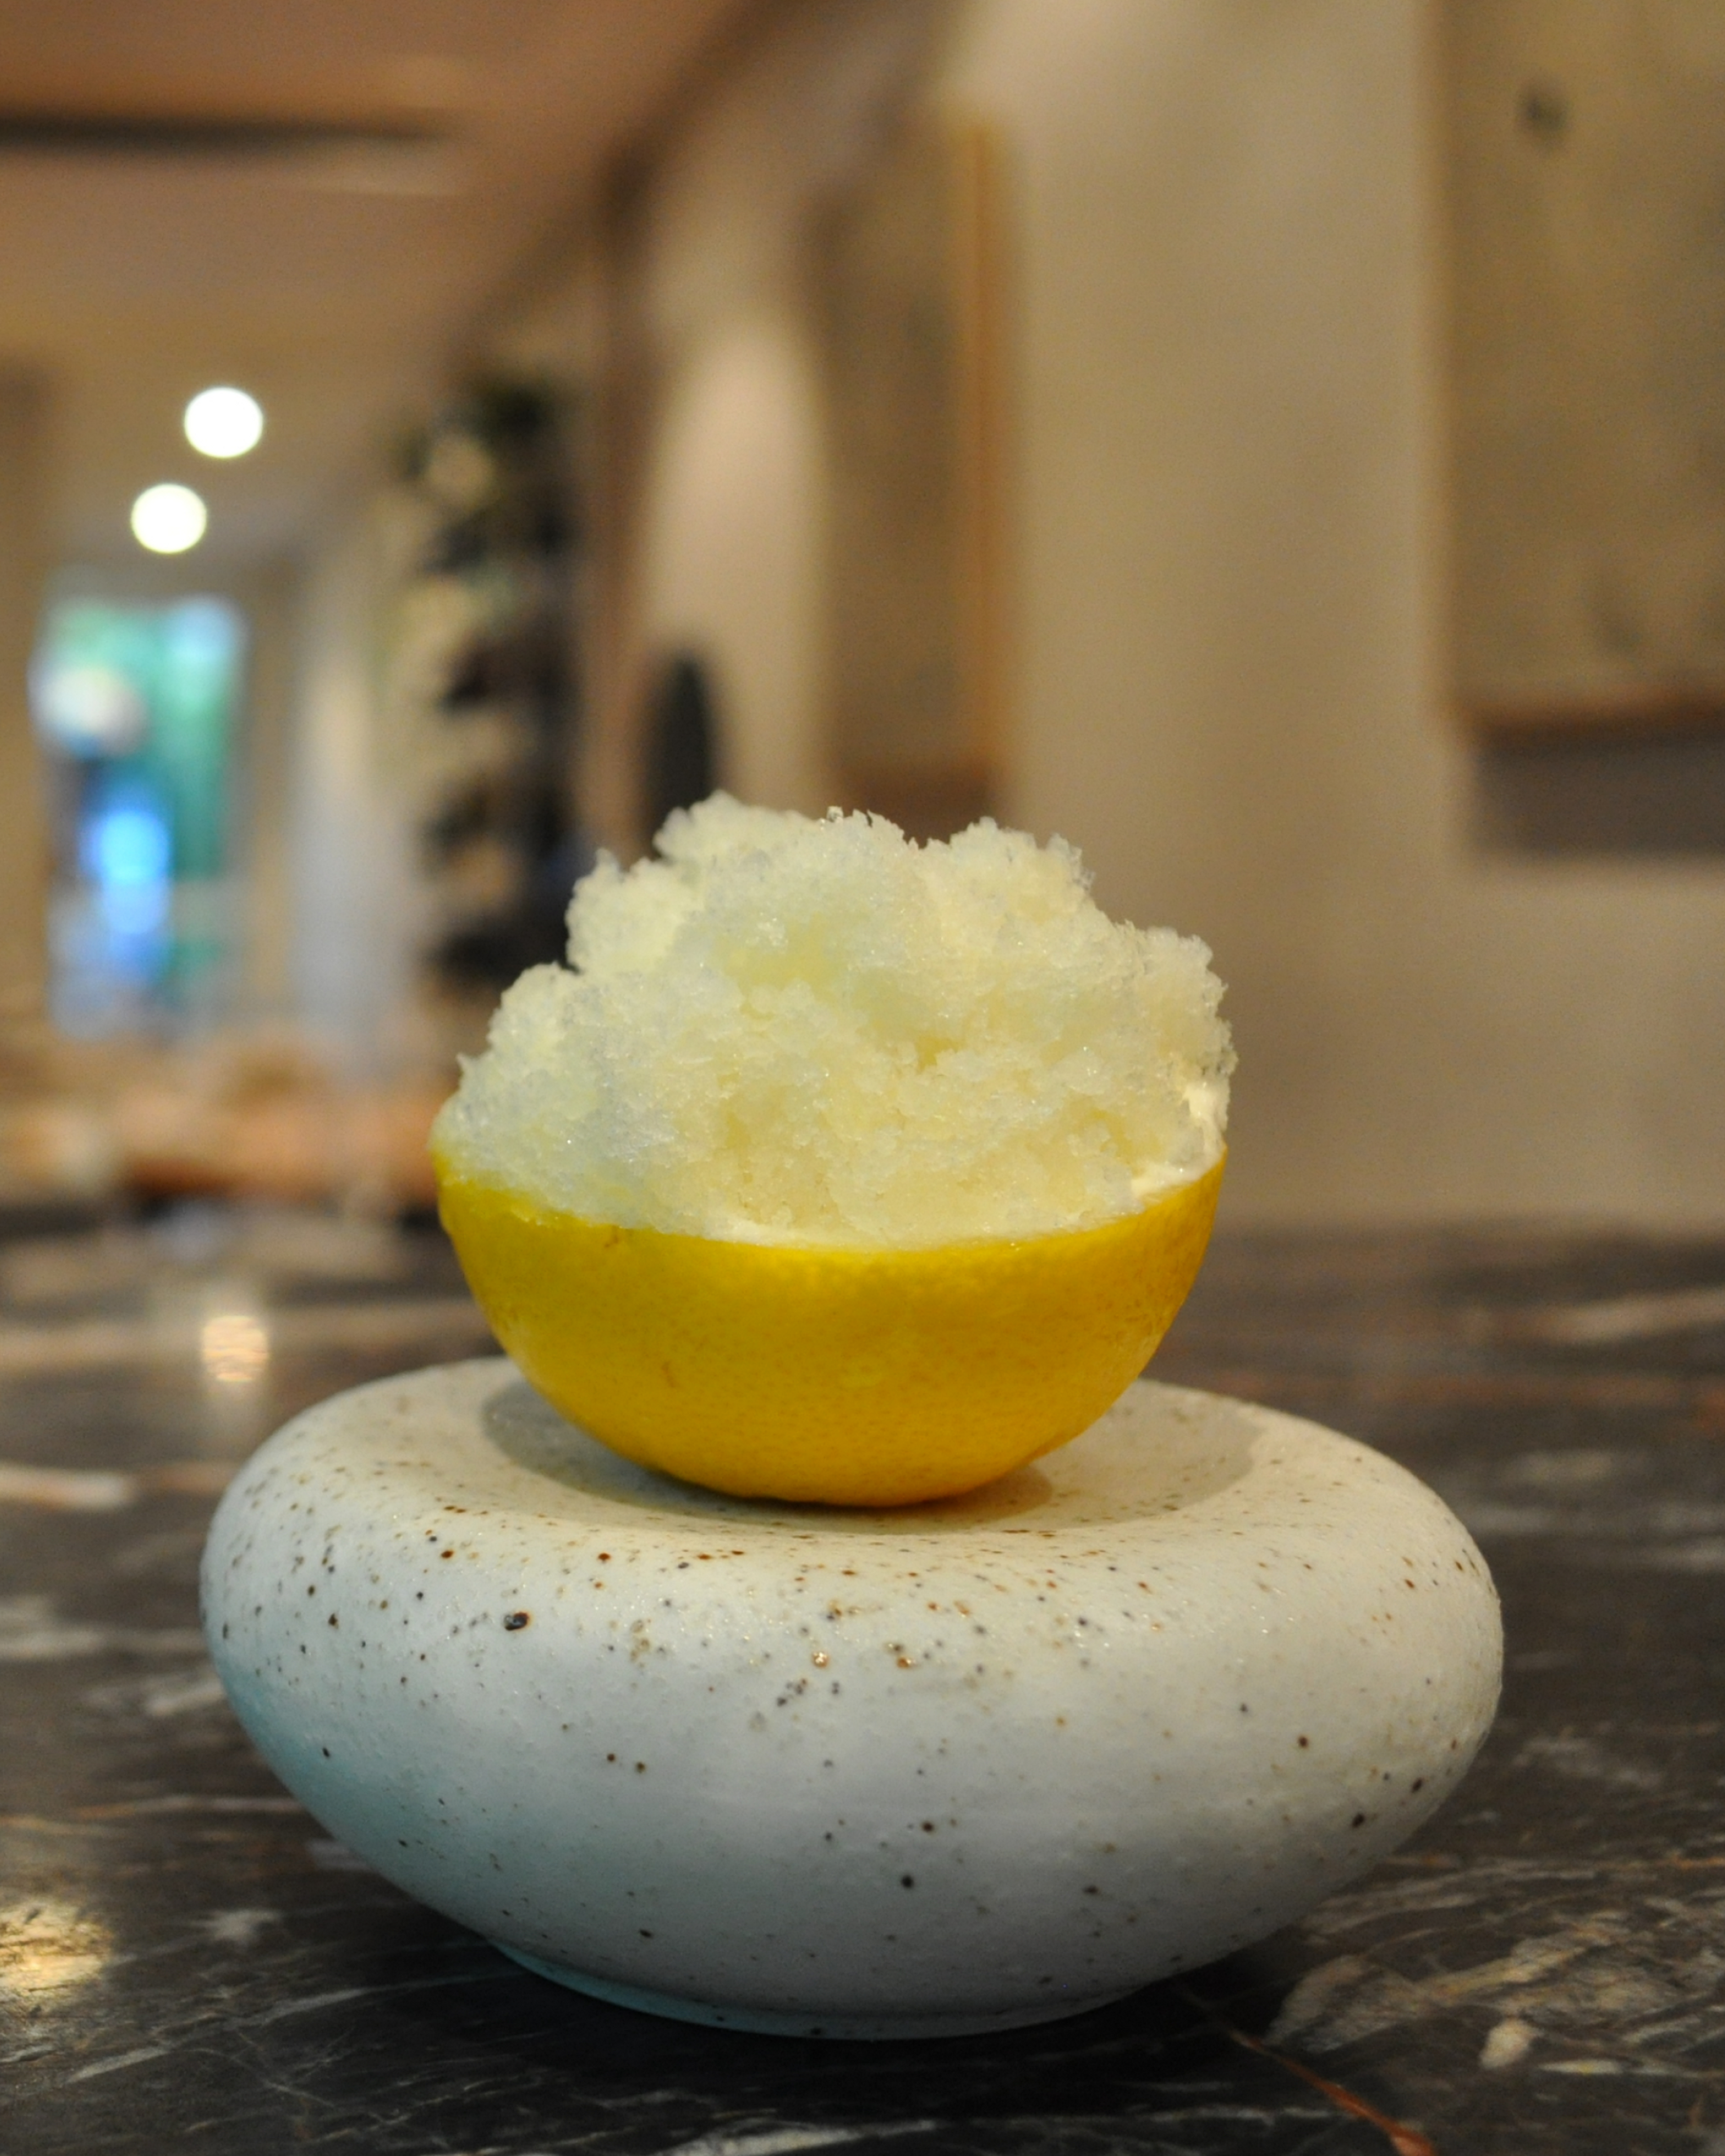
top-left (433, 795), bottom-right (1231, 1246)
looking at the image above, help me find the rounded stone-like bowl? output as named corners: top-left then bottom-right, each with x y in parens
top-left (202, 1361), bottom-right (1500, 2039)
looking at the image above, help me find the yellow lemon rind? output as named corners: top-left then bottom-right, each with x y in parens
top-left (436, 1152), bottom-right (1224, 1507)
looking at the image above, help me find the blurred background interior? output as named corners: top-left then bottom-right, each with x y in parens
top-left (0, 0), bottom-right (1720, 1249)
top-left (9, 13), bottom-right (1725, 2134)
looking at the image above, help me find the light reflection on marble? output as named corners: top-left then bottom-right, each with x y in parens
top-left (0, 1899), bottom-right (113, 2001)
top-left (1, 1206), bottom-right (1725, 2150)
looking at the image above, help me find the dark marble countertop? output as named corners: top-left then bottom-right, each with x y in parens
top-left (4, 1204), bottom-right (1725, 2154)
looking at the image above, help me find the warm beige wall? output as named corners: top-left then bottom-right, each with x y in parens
top-left (942, 0), bottom-right (1725, 1225)
top-left (0, 371), bottom-right (52, 1038)
top-left (286, 499), bottom-right (416, 1076)
top-left (640, 302), bottom-right (828, 816)
top-left (594, 0), bottom-right (1725, 1225)
top-left (588, 0), bottom-right (944, 845)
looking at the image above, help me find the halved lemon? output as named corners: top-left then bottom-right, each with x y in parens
top-left (436, 1153), bottom-right (1223, 1507)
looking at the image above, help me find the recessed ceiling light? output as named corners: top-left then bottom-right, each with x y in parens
top-left (131, 484), bottom-right (207, 554)
top-left (184, 386), bottom-right (264, 459)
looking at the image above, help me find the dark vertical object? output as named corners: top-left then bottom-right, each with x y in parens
top-left (411, 378), bottom-right (585, 997)
top-left (643, 654), bottom-right (718, 838)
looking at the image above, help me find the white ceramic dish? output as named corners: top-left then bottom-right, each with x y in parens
top-left (202, 1361), bottom-right (1500, 2038)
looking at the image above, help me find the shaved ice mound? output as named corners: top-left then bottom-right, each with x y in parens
top-left (432, 795), bottom-right (1232, 1248)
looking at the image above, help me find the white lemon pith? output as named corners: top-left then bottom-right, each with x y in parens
top-left (433, 797), bottom-right (1233, 1502)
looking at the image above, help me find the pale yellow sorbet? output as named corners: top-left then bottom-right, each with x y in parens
top-left (433, 795), bottom-right (1232, 1248)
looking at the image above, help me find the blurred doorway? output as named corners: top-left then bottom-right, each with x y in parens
top-left (32, 593), bottom-right (247, 1036)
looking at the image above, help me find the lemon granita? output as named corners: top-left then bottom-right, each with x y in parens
top-left (433, 795), bottom-right (1231, 1502)
top-left (433, 794), bottom-right (1231, 1249)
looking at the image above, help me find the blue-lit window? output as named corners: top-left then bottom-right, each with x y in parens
top-left (31, 596), bottom-right (247, 1034)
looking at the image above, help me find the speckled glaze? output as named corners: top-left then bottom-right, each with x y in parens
top-left (200, 1361), bottom-right (1500, 2038)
